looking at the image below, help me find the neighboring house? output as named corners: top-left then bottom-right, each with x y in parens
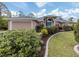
top-left (54, 17), bottom-right (67, 27)
top-left (8, 17), bottom-right (43, 30)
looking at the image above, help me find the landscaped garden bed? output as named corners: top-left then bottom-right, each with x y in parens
top-left (36, 23), bottom-right (73, 56)
top-left (40, 35), bottom-right (51, 56)
top-left (0, 16), bottom-right (75, 57)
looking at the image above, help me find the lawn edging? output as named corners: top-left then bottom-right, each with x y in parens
top-left (44, 32), bottom-right (60, 57)
top-left (74, 44), bottom-right (79, 55)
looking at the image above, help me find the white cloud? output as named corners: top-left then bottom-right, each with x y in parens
top-left (35, 2), bottom-right (47, 7)
top-left (63, 8), bottom-right (79, 20)
top-left (10, 9), bottom-right (47, 18)
top-left (32, 8), bottom-right (79, 20)
top-left (30, 9), bottom-right (47, 18)
top-left (37, 9), bottom-right (47, 17)
top-left (31, 8), bottom-right (79, 21)
top-left (47, 8), bottom-right (79, 21)
top-left (65, 8), bottom-right (79, 14)
top-left (48, 8), bottom-right (59, 16)
top-left (11, 11), bottom-right (20, 17)
top-left (48, 8), bottom-right (67, 17)
top-left (31, 12), bottom-right (37, 17)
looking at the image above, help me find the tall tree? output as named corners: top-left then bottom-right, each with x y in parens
top-left (0, 2), bottom-right (11, 17)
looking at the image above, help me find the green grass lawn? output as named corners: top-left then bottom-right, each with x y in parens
top-left (48, 31), bottom-right (78, 57)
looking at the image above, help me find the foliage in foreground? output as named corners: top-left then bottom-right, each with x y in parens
top-left (0, 30), bottom-right (42, 57)
top-left (74, 19), bottom-right (79, 43)
top-left (0, 16), bottom-right (8, 30)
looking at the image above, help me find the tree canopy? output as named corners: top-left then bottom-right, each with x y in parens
top-left (0, 16), bottom-right (8, 30)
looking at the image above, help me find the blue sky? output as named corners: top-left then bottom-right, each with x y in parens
top-left (3, 2), bottom-right (79, 20)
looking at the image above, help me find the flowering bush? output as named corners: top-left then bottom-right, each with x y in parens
top-left (41, 28), bottom-right (48, 36)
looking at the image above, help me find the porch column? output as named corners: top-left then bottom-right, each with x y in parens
top-left (54, 20), bottom-right (56, 26)
top-left (44, 19), bottom-right (47, 27)
top-left (8, 20), bottom-right (12, 30)
top-left (31, 20), bottom-right (33, 29)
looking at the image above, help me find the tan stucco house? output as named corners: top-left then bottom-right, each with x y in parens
top-left (8, 16), bottom-right (67, 30)
top-left (8, 17), bottom-right (43, 30)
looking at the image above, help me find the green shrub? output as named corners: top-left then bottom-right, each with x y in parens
top-left (74, 19), bottom-right (79, 43)
top-left (0, 30), bottom-right (42, 57)
top-left (47, 26), bottom-right (59, 35)
top-left (41, 28), bottom-right (48, 36)
top-left (62, 25), bottom-right (73, 31)
top-left (72, 23), bottom-right (76, 30)
top-left (35, 24), bottom-right (44, 32)
top-left (0, 16), bottom-right (8, 30)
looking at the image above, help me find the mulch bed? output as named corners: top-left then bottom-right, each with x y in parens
top-left (39, 35), bottom-right (51, 57)
top-left (39, 31), bottom-right (62, 57)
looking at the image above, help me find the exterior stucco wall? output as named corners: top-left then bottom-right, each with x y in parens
top-left (8, 19), bottom-right (37, 30)
top-left (32, 21), bottom-right (37, 29)
top-left (12, 21), bottom-right (31, 30)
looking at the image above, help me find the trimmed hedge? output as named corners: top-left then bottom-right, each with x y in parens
top-left (0, 30), bottom-right (42, 57)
